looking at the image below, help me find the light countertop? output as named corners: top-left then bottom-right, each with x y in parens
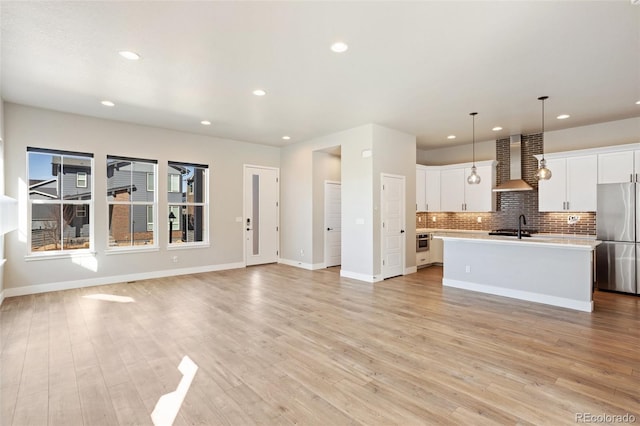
top-left (434, 231), bottom-right (600, 250)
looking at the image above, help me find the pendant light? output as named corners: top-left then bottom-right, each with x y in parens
top-left (467, 112), bottom-right (481, 184)
top-left (535, 96), bottom-right (552, 180)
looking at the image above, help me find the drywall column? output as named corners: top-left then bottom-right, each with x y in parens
top-left (371, 125), bottom-right (417, 276)
top-left (339, 127), bottom-right (375, 281)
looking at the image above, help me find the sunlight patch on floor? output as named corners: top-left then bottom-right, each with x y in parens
top-left (151, 355), bottom-right (199, 426)
top-left (83, 293), bottom-right (135, 303)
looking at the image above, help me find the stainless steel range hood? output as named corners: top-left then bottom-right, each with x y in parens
top-left (493, 135), bottom-right (534, 192)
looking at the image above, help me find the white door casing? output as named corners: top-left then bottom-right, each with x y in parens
top-left (324, 181), bottom-right (341, 268)
top-left (244, 165), bottom-right (279, 266)
top-left (381, 174), bottom-right (405, 279)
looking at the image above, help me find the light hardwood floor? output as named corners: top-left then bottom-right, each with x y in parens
top-left (1, 264), bottom-right (639, 425)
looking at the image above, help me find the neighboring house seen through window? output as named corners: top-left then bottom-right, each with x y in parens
top-left (27, 147), bottom-right (94, 254)
top-left (107, 156), bottom-right (158, 249)
top-left (168, 161), bottom-right (208, 245)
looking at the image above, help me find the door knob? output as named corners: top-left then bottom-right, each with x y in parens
top-left (400, 229), bottom-right (405, 233)
top-left (327, 227), bottom-right (333, 231)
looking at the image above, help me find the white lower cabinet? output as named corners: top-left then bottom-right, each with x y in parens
top-left (430, 237), bottom-right (443, 263)
top-left (416, 251), bottom-right (430, 267)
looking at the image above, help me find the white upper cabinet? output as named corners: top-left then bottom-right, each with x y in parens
top-left (416, 166), bottom-right (426, 211)
top-left (440, 161), bottom-right (496, 212)
top-left (597, 151), bottom-right (635, 183)
top-left (416, 166), bottom-right (441, 212)
top-left (425, 168), bottom-right (441, 212)
top-left (440, 168), bottom-right (465, 212)
top-left (538, 154), bottom-right (597, 212)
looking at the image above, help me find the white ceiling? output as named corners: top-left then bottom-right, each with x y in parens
top-left (1, 1), bottom-right (639, 150)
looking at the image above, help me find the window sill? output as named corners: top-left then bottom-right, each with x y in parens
top-left (106, 246), bottom-right (160, 255)
top-left (25, 250), bottom-right (96, 262)
top-left (167, 243), bottom-right (210, 251)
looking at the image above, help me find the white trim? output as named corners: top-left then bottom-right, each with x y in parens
top-left (442, 278), bottom-right (593, 312)
top-left (340, 269), bottom-right (383, 283)
top-left (537, 142), bottom-right (640, 159)
top-left (405, 266), bottom-right (417, 275)
top-left (25, 250), bottom-right (96, 261)
top-left (2, 262), bottom-right (245, 298)
top-left (167, 243), bottom-right (210, 250)
top-left (278, 258), bottom-right (324, 270)
top-left (439, 160), bottom-right (497, 171)
top-left (0, 290), bottom-right (4, 307)
top-left (105, 246), bottom-right (160, 255)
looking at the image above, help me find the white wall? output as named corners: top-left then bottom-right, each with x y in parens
top-left (3, 103), bottom-right (279, 294)
top-left (312, 151), bottom-right (340, 265)
top-left (0, 100), bottom-right (5, 301)
top-left (339, 126), bottom-right (375, 278)
top-left (371, 125), bottom-right (417, 274)
top-left (280, 125), bottom-right (371, 269)
top-left (418, 117), bottom-right (640, 165)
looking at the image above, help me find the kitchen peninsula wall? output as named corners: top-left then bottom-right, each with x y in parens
top-left (416, 133), bottom-right (596, 235)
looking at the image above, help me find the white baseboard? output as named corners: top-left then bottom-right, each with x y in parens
top-left (405, 266), bottom-right (417, 275)
top-left (442, 278), bottom-right (593, 312)
top-left (339, 270), bottom-right (382, 283)
top-left (2, 262), bottom-right (245, 299)
top-left (278, 258), bottom-right (324, 270)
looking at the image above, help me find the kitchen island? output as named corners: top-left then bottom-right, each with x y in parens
top-left (435, 233), bottom-right (600, 312)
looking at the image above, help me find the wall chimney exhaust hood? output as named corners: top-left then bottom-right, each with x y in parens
top-left (493, 135), bottom-right (534, 192)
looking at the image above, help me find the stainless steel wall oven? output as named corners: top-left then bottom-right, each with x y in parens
top-left (417, 233), bottom-right (430, 252)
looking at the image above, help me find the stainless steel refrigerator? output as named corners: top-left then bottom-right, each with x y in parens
top-left (596, 183), bottom-right (639, 294)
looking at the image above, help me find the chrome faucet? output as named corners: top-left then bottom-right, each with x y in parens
top-left (517, 214), bottom-right (527, 239)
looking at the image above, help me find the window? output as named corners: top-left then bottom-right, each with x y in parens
top-left (168, 174), bottom-right (180, 192)
top-left (168, 161), bottom-right (208, 245)
top-left (77, 172), bottom-right (87, 188)
top-left (107, 156), bottom-right (157, 248)
top-left (28, 147), bottom-right (93, 253)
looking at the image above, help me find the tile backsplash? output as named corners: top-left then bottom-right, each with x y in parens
top-left (416, 133), bottom-right (596, 235)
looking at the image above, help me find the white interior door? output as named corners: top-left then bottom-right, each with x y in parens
top-left (324, 181), bottom-right (341, 267)
top-left (381, 174), bottom-right (405, 279)
top-left (244, 165), bottom-right (279, 266)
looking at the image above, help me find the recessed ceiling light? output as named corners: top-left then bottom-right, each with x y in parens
top-left (101, 100), bottom-right (115, 107)
top-left (118, 51), bottom-right (140, 61)
top-left (330, 42), bottom-right (349, 53)
top-left (636, 100), bottom-right (640, 105)
top-left (447, 135), bottom-right (456, 140)
top-left (557, 114), bottom-right (570, 120)
top-left (253, 89), bottom-right (266, 96)
top-left (282, 136), bottom-right (291, 140)
top-left (492, 126), bottom-right (503, 131)
top-left (201, 120), bottom-right (211, 126)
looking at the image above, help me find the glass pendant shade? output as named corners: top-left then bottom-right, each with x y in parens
top-left (535, 158), bottom-right (552, 180)
top-left (467, 112), bottom-right (481, 185)
top-left (467, 165), bottom-right (481, 184)
top-left (535, 96), bottom-right (552, 180)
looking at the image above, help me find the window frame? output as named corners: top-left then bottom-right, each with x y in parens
top-left (106, 156), bottom-right (158, 251)
top-left (27, 147), bottom-right (95, 257)
top-left (167, 161), bottom-right (209, 248)
top-left (147, 172), bottom-right (154, 192)
top-left (76, 172), bottom-right (87, 188)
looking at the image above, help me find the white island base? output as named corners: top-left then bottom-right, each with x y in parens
top-left (439, 235), bottom-right (599, 312)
